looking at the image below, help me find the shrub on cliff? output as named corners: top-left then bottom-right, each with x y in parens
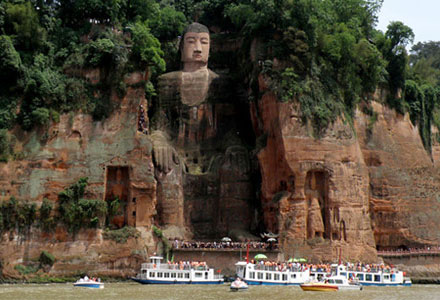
top-left (103, 226), bottom-right (140, 244)
top-left (0, 197), bottom-right (36, 236)
top-left (39, 251), bottom-right (55, 269)
top-left (38, 198), bottom-right (55, 232)
top-left (0, 129), bottom-right (12, 162)
top-left (57, 177), bottom-right (107, 233)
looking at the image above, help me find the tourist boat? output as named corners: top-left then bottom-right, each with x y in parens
top-left (300, 275), bottom-right (362, 291)
top-left (234, 261), bottom-right (310, 286)
top-left (332, 264), bottom-right (412, 286)
top-left (131, 256), bottom-right (224, 284)
top-left (73, 277), bottom-right (104, 289)
top-left (230, 277), bottom-right (249, 291)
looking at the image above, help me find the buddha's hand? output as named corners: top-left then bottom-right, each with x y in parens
top-left (151, 131), bottom-right (180, 173)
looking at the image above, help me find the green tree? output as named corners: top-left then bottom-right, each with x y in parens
top-left (4, 1), bottom-right (46, 51)
top-left (0, 35), bottom-right (22, 88)
top-left (130, 20), bottom-right (165, 73)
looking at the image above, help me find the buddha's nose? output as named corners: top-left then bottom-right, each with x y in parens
top-left (194, 40), bottom-right (202, 52)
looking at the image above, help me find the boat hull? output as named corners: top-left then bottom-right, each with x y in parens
top-left (300, 284), bottom-right (338, 292)
top-left (130, 277), bottom-right (224, 285)
top-left (245, 280), bottom-right (300, 286)
top-left (73, 283), bottom-right (104, 289)
top-left (357, 282), bottom-right (411, 287)
top-left (230, 287), bottom-right (248, 292)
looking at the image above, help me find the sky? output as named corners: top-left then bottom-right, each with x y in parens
top-left (376, 0), bottom-right (440, 47)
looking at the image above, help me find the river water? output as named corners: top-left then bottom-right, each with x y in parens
top-left (1, 282), bottom-right (439, 300)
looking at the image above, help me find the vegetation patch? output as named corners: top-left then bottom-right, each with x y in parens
top-left (57, 177), bottom-right (107, 233)
top-left (103, 226), bottom-right (140, 244)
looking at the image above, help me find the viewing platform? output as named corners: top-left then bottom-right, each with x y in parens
top-left (378, 247), bottom-right (440, 258)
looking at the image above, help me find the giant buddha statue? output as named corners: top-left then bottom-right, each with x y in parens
top-left (151, 23), bottom-right (256, 240)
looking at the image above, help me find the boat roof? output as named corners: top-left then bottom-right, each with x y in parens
top-left (149, 256), bottom-right (163, 260)
top-left (235, 261), bottom-right (248, 266)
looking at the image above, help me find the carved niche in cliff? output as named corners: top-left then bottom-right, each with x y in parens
top-left (151, 23), bottom-right (257, 239)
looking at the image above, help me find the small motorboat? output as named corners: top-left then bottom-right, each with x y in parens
top-left (73, 276), bottom-right (104, 289)
top-left (230, 277), bottom-right (248, 291)
top-left (300, 275), bottom-right (362, 292)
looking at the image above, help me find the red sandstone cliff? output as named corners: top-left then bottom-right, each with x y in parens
top-left (0, 71), bottom-right (158, 278)
top-left (2, 68), bottom-right (440, 279)
top-left (253, 76), bottom-right (376, 262)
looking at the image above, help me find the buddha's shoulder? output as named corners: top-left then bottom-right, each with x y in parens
top-left (158, 71), bottom-right (182, 82)
top-left (208, 69), bottom-right (220, 79)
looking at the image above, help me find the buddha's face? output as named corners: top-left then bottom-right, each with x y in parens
top-left (181, 32), bottom-right (210, 65)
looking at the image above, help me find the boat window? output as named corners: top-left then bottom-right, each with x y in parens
top-left (340, 272), bottom-right (347, 277)
top-left (291, 274), bottom-right (296, 279)
top-left (374, 275), bottom-right (381, 282)
top-left (257, 272), bottom-right (264, 279)
top-left (250, 272), bottom-right (255, 279)
top-left (149, 272), bottom-right (155, 278)
top-left (266, 273), bottom-right (272, 280)
top-left (185, 273), bottom-right (190, 279)
top-left (349, 273), bottom-right (355, 279)
top-left (158, 272), bottom-right (163, 278)
top-left (195, 272), bottom-right (203, 278)
top-left (356, 274), bottom-right (364, 281)
top-left (391, 274), bottom-right (396, 282)
top-left (328, 279), bottom-right (334, 284)
top-left (171, 273), bottom-right (177, 278)
top-left (178, 273), bottom-right (183, 278)
top-left (282, 274), bottom-right (287, 281)
top-left (164, 273), bottom-right (170, 278)
top-left (365, 274), bottom-right (372, 281)
top-left (384, 275), bottom-right (389, 280)
top-left (335, 279), bottom-right (343, 284)
top-left (274, 274), bottom-right (280, 281)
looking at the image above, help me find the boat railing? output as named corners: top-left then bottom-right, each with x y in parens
top-left (253, 265), bottom-right (304, 272)
top-left (141, 263), bottom-right (209, 271)
top-left (344, 267), bottom-right (397, 274)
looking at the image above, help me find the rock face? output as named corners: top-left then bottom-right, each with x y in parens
top-left (355, 101), bottom-right (440, 249)
top-left (253, 85), bottom-right (377, 262)
top-left (0, 71), bottom-right (158, 277)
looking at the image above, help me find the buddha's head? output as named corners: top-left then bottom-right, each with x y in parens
top-left (180, 23), bottom-right (210, 72)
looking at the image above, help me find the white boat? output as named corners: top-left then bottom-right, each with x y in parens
top-left (230, 277), bottom-right (248, 291)
top-left (131, 256), bottom-right (224, 285)
top-left (300, 275), bottom-right (361, 291)
top-left (73, 277), bottom-right (104, 289)
top-left (234, 261), bottom-right (310, 286)
top-left (332, 264), bottom-right (412, 287)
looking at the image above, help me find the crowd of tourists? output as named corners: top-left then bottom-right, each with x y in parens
top-left (171, 239), bottom-right (278, 250)
top-left (150, 260), bottom-right (210, 271)
top-left (343, 262), bottom-right (397, 273)
top-left (249, 260), bottom-right (398, 274)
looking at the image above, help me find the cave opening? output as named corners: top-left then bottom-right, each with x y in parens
top-left (104, 166), bottom-right (131, 228)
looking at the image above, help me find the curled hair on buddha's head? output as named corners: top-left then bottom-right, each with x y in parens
top-left (179, 22), bottom-right (210, 51)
